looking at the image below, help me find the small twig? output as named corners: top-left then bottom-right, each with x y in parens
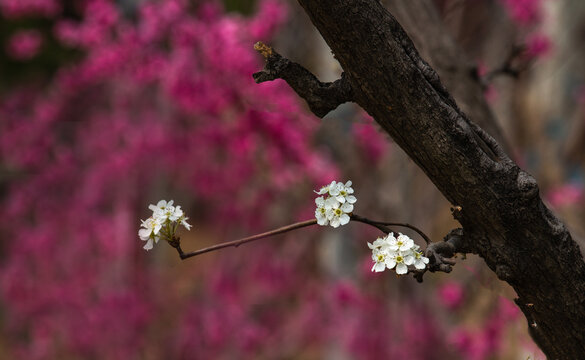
top-left (412, 228), bottom-right (465, 282)
top-left (478, 45), bottom-right (529, 88)
top-left (173, 213), bottom-right (435, 261)
top-left (350, 214), bottom-right (432, 244)
top-left (178, 219), bottom-right (318, 260)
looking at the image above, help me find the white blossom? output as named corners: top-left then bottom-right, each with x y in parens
top-left (332, 181), bottom-right (357, 204)
top-left (368, 233), bottom-right (428, 274)
top-left (315, 197), bottom-right (329, 226)
top-left (138, 216), bottom-right (162, 240)
top-left (368, 235), bottom-right (391, 251)
top-left (392, 251), bottom-right (415, 275)
top-left (371, 248), bottom-right (390, 272)
top-left (389, 233), bottom-right (414, 252)
top-left (149, 199), bottom-right (173, 215)
top-left (139, 200), bottom-right (191, 251)
top-left (413, 249), bottom-right (429, 270)
top-left (327, 201), bottom-right (352, 228)
top-left (314, 180), bottom-right (356, 228)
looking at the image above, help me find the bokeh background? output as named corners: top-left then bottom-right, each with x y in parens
top-left (1, 0), bottom-right (583, 358)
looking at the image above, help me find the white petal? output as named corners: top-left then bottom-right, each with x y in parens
top-left (339, 214), bottom-right (350, 225)
top-left (346, 195), bottom-right (357, 204)
top-left (341, 202), bottom-right (353, 213)
top-left (403, 255), bottom-right (415, 265)
top-left (330, 218), bottom-right (340, 228)
top-left (138, 228), bottom-right (152, 240)
top-left (329, 182), bottom-right (340, 196)
top-left (143, 238), bottom-right (154, 251)
top-left (325, 197), bottom-right (339, 209)
top-left (414, 260), bottom-right (426, 270)
top-left (182, 219), bottom-right (192, 230)
top-left (396, 263), bottom-right (408, 275)
top-left (373, 262), bottom-right (386, 272)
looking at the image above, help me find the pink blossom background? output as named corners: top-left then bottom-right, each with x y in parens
top-left (0, 0), bottom-right (563, 358)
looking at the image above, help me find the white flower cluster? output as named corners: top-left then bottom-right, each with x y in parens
top-left (138, 200), bottom-right (192, 251)
top-left (368, 233), bottom-right (429, 274)
top-left (314, 180), bottom-right (357, 228)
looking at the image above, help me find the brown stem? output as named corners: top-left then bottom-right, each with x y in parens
top-left (350, 214), bottom-right (432, 244)
top-left (173, 213), bottom-right (434, 260)
top-left (178, 219), bottom-right (318, 259)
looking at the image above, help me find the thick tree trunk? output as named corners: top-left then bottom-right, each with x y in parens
top-left (282, 1), bottom-right (585, 358)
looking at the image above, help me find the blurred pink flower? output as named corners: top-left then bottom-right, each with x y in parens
top-left (0, 0), bottom-right (60, 18)
top-left (546, 183), bottom-right (584, 208)
top-left (526, 32), bottom-right (552, 58)
top-left (438, 281), bottom-right (464, 310)
top-left (501, 0), bottom-right (543, 26)
top-left (6, 29), bottom-right (43, 60)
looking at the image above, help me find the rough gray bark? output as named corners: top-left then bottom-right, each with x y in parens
top-left (254, 1), bottom-right (585, 358)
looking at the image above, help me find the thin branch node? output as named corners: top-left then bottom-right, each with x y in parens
top-left (253, 42), bottom-right (354, 118)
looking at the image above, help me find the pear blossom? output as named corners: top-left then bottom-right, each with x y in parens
top-left (368, 236), bottom-right (391, 251)
top-left (388, 251), bottom-right (414, 275)
top-left (138, 216), bottom-right (162, 240)
top-left (327, 201), bottom-right (352, 228)
top-left (139, 199), bottom-right (191, 251)
top-left (368, 232), bottom-right (429, 274)
top-left (413, 248), bottom-right (430, 270)
top-left (389, 233), bottom-right (414, 252)
top-left (371, 248), bottom-right (390, 272)
top-left (331, 181), bottom-right (357, 204)
top-left (315, 197), bottom-right (329, 226)
top-left (314, 180), bottom-right (356, 228)
top-left (149, 199), bottom-right (174, 214)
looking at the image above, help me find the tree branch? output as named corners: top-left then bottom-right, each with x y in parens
top-left (350, 214), bottom-right (432, 244)
top-left (253, 41), bottom-right (353, 118)
top-left (173, 219), bottom-right (317, 259)
top-left (263, 1), bottom-right (585, 357)
top-left (172, 214), bottom-right (459, 277)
